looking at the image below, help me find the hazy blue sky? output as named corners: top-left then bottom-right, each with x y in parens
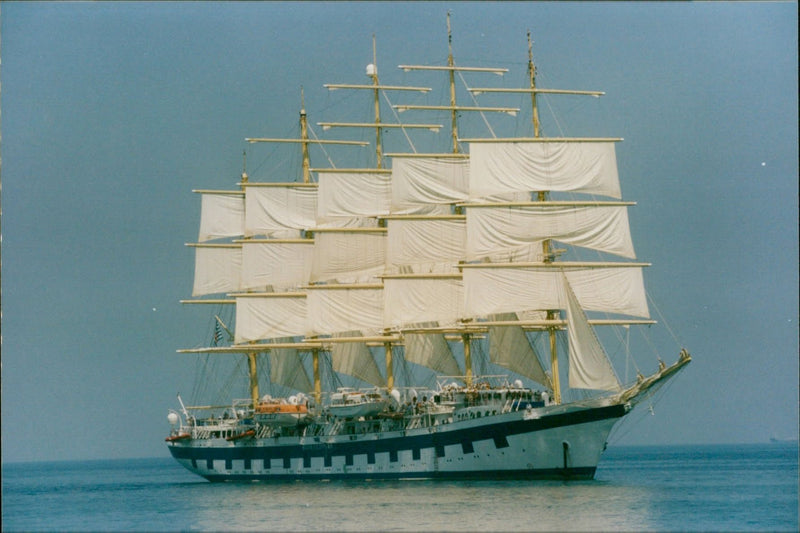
top-left (2, 2), bottom-right (797, 463)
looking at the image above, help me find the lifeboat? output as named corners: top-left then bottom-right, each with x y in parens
top-left (254, 396), bottom-right (309, 426)
top-left (225, 429), bottom-right (256, 441)
top-left (327, 389), bottom-right (387, 419)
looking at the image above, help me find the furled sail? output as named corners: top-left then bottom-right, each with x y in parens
top-left (317, 170), bottom-right (392, 218)
top-left (561, 274), bottom-right (621, 391)
top-left (191, 244), bottom-right (242, 297)
top-left (466, 204), bottom-right (635, 260)
top-left (305, 285), bottom-right (384, 337)
top-left (234, 292), bottom-right (307, 344)
top-left (386, 216), bottom-right (465, 272)
top-left (197, 191), bottom-right (245, 242)
top-left (244, 184), bottom-right (317, 238)
top-left (488, 313), bottom-right (552, 389)
top-left (240, 239), bottom-right (313, 291)
top-left (468, 141), bottom-right (621, 200)
top-left (310, 229), bottom-right (387, 283)
top-left (462, 264), bottom-right (650, 318)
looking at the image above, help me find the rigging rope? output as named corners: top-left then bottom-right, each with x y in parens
top-left (381, 90), bottom-right (418, 153)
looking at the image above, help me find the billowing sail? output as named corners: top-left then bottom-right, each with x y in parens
top-left (561, 274), bottom-right (621, 391)
top-left (317, 170), bottom-right (392, 218)
top-left (269, 347), bottom-right (313, 394)
top-left (469, 141), bottom-right (621, 200)
top-left (305, 285), bottom-right (384, 337)
top-left (463, 265), bottom-right (650, 318)
top-left (240, 240), bottom-right (313, 291)
top-left (386, 216), bottom-right (465, 272)
top-left (403, 330), bottom-right (462, 378)
top-left (244, 184), bottom-right (317, 238)
top-left (191, 244), bottom-right (242, 297)
top-left (197, 191), bottom-right (245, 242)
top-left (488, 313), bottom-right (552, 389)
top-left (234, 293), bottom-right (307, 344)
top-left (466, 204), bottom-right (635, 260)
top-left (383, 275), bottom-right (464, 329)
top-left (330, 333), bottom-right (385, 387)
top-left (390, 155), bottom-right (469, 213)
top-left (310, 229), bottom-right (387, 283)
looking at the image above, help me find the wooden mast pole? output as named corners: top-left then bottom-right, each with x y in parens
top-left (370, 35), bottom-right (383, 169)
top-left (300, 87), bottom-right (311, 183)
top-left (239, 151), bottom-right (260, 406)
top-left (529, 32), bottom-right (560, 404)
top-left (312, 348), bottom-right (321, 406)
top-left (528, 31), bottom-right (541, 139)
top-left (447, 12), bottom-right (459, 154)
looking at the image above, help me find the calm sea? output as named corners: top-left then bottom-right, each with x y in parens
top-left (2, 443), bottom-right (797, 532)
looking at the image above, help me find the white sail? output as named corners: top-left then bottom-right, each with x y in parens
top-left (310, 229), bottom-right (387, 283)
top-left (384, 275), bottom-right (464, 329)
top-left (330, 334), bottom-right (385, 387)
top-left (240, 240), bottom-right (314, 291)
top-left (463, 265), bottom-right (650, 318)
top-left (234, 293), bottom-right (307, 343)
top-left (269, 347), bottom-right (313, 394)
top-left (561, 274), bottom-right (621, 391)
top-left (466, 204), bottom-right (635, 260)
top-left (386, 217), bottom-right (465, 272)
top-left (317, 170), bottom-right (392, 218)
top-left (390, 155), bottom-right (470, 213)
top-left (469, 141), bottom-right (621, 200)
top-left (488, 313), bottom-right (552, 388)
top-left (244, 184), bottom-right (317, 237)
top-left (305, 285), bottom-right (384, 337)
top-left (197, 191), bottom-right (245, 242)
top-left (191, 244), bottom-right (242, 297)
top-left (403, 331), bottom-right (462, 378)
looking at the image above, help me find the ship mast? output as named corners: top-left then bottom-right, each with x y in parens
top-left (393, 12), bottom-right (515, 387)
top-left (395, 11), bottom-right (516, 155)
top-left (319, 36), bottom-right (440, 168)
top-left (317, 37), bottom-right (443, 393)
top-left (243, 91), bottom-right (368, 405)
top-left (464, 32), bottom-right (608, 404)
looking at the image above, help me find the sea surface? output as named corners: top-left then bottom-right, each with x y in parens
top-left (2, 443), bottom-right (797, 532)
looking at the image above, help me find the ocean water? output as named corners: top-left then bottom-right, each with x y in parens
top-left (2, 443), bottom-right (797, 532)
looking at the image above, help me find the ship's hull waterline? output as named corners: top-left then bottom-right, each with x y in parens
top-left (167, 403), bottom-right (627, 481)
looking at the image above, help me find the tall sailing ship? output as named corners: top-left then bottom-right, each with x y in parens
top-left (166, 20), bottom-right (690, 481)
